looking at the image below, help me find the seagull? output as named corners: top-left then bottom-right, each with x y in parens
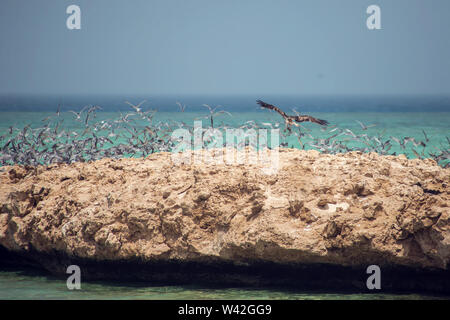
top-left (69, 106), bottom-right (89, 121)
top-left (125, 100), bottom-right (147, 113)
top-left (422, 130), bottom-right (430, 143)
top-left (176, 101), bottom-right (186, 112)
top-left (201, 104), bottom-right (232, 128)
top-left (83, 105), bottom-right (102, 126)
top-left (355, 120), bottom-right (376, 130)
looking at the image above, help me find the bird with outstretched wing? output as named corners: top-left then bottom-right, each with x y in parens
top-left (256, 100), bottom-right (329, 129)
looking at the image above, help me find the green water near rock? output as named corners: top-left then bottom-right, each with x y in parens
top-left (0, 270), bottom-right (446, 300)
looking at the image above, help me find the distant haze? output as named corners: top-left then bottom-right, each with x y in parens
top-left (1, 0), bottom-right (450, 95)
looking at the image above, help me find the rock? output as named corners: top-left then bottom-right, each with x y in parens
top-left (317, 198), bottom-right (329, 208)
top-left (162, 190), bottom-right (171, 199)
top-left (195, 191), bottom-right (210, 202)
top-left (323, 220), bottom-right (341, 238)
top-left (363, 201), bottom-right (384, 220)
top-left (346, 182), bottom-right (374, 197)
top-left (288, 199), bottom-right (303, 216)
top-left (0, 149), bottom-right (448, 291)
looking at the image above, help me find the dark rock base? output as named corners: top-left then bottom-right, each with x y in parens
top-left (1, 246), bottom-right (449, 296)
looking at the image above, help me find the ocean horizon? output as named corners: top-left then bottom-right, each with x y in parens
top-left (1, 94), bottom-right (450, 112)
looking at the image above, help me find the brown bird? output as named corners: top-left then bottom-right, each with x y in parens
top-left (256, 100), bottom-right (329, 130)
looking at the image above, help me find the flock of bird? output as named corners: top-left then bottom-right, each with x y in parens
top-left (0, 100), bottom-right (449, 168)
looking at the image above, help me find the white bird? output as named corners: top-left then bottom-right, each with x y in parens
top-left (355, 120), bottom-right (376, 130)
top-left (125, 100), bottom-right (147, 113)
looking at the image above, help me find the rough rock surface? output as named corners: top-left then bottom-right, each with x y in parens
top-left (0, 149), bottom-right (449, 290)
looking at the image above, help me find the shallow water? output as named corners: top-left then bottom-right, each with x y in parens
top-left (0, 270), bottom-right (446, 300)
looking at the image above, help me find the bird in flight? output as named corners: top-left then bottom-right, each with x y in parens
top-left (69, 105), bottom-right (89, 121)
top-left (256, 100), bottom-right (329, 131)
top-left (355, 120), bottom-right (376, 130)
top-left (125, 100), bottom-right (147, 113)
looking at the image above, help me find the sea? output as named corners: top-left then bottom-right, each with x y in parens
top-left (0, 94), bottom-right (449, 300)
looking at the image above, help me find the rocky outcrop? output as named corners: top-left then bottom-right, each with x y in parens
top-left (0, 149), bottom-right (449, 293)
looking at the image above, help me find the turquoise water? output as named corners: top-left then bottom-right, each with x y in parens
top-left (1, 111), bottom-right (449, 160)
top-left (0, 270), bottom-right (446, 300)
top-left (2, 111), bottom-right (449, 139)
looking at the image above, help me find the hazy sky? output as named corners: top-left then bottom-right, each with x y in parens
top-left (1, 0), bottom-right (449, 95)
